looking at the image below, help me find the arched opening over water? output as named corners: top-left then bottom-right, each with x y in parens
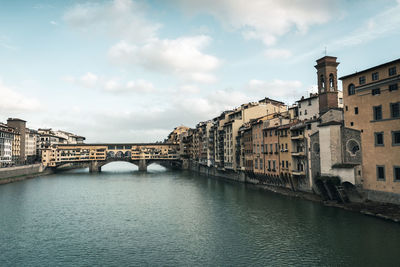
top-left (101, 161), bottom-right (139, 172)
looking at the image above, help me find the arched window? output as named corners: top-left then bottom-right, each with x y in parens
top-left (348, 84), bottom-right (355, 95)
top-left (329, 73), bottom-right (334, 91)
top-left (320, 74), bottom-right (325, 92)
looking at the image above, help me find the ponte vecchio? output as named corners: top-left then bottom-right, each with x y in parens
top-left (41, 143), bottom-right (180, 172)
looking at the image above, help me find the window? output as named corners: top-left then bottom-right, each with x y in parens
top-left (350, 122), bottom-right (354, 126)
top-left (270, 131), bottom-right (272, 136)
top-left (308, 99), bottom-right (311, 106)
top-left (339, 98), bottom-right (343, 104)
top-left (255, 159), bottom-right (258, 169)
top-left (265, 144), bottom-right (268, 153)
top-left (260, 159), bottom-right (263, 169)
top-left (393, 131), bottom-right (400, 146)
top-left (359, 76), bottom-right (366, 85)
top-left (320, 74), bottom-right (325, 92)
top-left (355, 107), bottom-right (359, 114)
top-left (375, 132), bottom-right (384, 146)
top-left (268, 160), bottom-right (271, 170)
top-left (272, 160), bottom-right (276, 170)
top-left (261, 145), bottom-right (264, 153)
top-left (389, 84), bottom-right (398, 92)
top-left (299, 111), bottom-right (302, 116)
top-left (377, 166), bottom-right (385, 180)
top-left (390, 102), bottom-right (400, 118)
top-left (305, 110), bottom-right (308, 115)
top-left (389, 67), bottom-right (397, 76)
top-left (373, 106), bottom-right (382, 120)
top-left (286, 161), bottom-right (289, 168)
top-left (281, 161), bottom-right (284, 167)
top-left (347, 139), bottom-right (360, 155)
top-left (270, 144), bottom-right (273, 152)
top-left (307, 124), bottom-right (311, 130)
top-left (348, 84), bottom-right (355, 95)
top-left (394, 166), bottom-right (400, 182)
top-left (372, 88), bottom-right (380, 95)
top-left (345, 106), bottom-right (348, 111)
top-left (298, 103), bottom-right (301, 108)
top-left (285, 143), bottom-right (288, 150)
top-left (372, 72), bottom-right (379, 81)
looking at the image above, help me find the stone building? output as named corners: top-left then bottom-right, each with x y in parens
top-left (222, 100), bottom-right (287, 171)
top-left (25, 128), bottom-right (39, 163)
top-left (238, 123), bottom-right (252, 172)
top-left (340, 58), bottom-right (400, 204)
top-left (0, 123), bottom-right (15, 167)
top-left (7, 118), bottom-right (26, 163)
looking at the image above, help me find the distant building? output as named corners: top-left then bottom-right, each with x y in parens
top-left (340, 58), bottom-right (400, 204)
top-left (7, 118), bottom-right (26, 163)
top-left (0, 123), bottom-right (15, 167)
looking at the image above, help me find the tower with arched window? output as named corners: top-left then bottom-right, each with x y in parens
top-left (314, 56), bottom-right (340, 114)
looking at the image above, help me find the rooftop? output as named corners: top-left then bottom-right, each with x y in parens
top-left (339, 58), bottom-right (400, 80)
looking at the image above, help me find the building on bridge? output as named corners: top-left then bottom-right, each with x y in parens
top-left (42, 143), bottom-right (180, 172)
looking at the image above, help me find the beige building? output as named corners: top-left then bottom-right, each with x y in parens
top-left (223, 99), bottom-right (287, 170)
top-left (25, 128), bottom-right (39, 162)
top-left (340, 58), bottom-right (400, 204)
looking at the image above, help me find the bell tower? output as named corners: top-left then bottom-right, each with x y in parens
top-left (314, 56), bottom-right (339, 114)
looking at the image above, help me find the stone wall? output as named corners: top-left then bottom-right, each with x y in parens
top-left (364, 189), bottom-right (400, 205)
top-left (0, 164), bottom-right (45, 185)
top-left (342, 127), bottom-right (362, 164)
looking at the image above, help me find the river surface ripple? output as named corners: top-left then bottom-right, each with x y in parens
top-left (0, 163), bottom-right (399, 266)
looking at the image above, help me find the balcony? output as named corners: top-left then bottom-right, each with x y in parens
top-left (291, 151), bottom-right (305, 157)
top-left (291, 134), bottom-right (304, 140)
top-left (292, 169), bottom-right (306, 176)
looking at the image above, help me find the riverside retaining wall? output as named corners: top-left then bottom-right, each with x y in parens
top-left (0, 164), bottom-right (46, 185)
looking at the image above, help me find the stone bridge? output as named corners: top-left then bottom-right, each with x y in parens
top-left (41, 143), bottom-right (181, 172)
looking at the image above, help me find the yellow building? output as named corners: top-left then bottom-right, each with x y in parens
top-left (340, 58), bottom-right (400, 204)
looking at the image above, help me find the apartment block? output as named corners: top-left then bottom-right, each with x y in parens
top-left (340, 58), bottom-right (400, 203)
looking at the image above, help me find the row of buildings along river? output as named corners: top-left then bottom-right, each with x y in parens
top-left (0, 118), bottom-right (85, 167)
top-left (166, 56), bottom-right (400, 205)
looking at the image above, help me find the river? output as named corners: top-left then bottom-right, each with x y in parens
top-left (0, 162), bottom-right (399, 266)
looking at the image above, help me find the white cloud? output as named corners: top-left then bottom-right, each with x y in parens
top-left (0, 79), bottom-right (41, 113)
top-left (179, 84), bottom-right (200, 94)
top-left (247, 79), bottom-right (304, 103)
top-left (80, 72), bottom-right (98, 88)
top-left (108, 36), bottom-right (220, 83)
top-left (65, 0), bottom-right (221, 83)
top-left (63, 0), bottom-right (160, 43)
top-left (50, 20), bottom-right (58, 25)
top-left (264, 48), bottom-right (292, 59)
top-left (175, 0), bottom-right (333, 46)
top-left (332, 1), bottom-right (400, 48)
top-left (63, 73), bottom-right (155, 93)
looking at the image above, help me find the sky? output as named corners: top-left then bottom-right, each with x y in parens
top-left (0, 0), bottom-right (399, 142)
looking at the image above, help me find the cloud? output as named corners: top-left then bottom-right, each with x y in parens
top-left (175, 0), bottom-right (334, 46)
top-left (50, 20), bottom-right (58, 25)
top-left (264, 48), bottom-right (292, 59)
top-left (0, 79), bottom-right (41, 113)
top-left (247, 79), bottom-right (304, 103)
top-left (0, 35), bottom-right (18, 51)
top-left (63, 0), bottom-right (160, 43)
top-left (63, 72), bottom-right (155, 93)
top-left (108, 35), bottom-right (220, 83)
top-left (332, 1), bottom-right (400, 48)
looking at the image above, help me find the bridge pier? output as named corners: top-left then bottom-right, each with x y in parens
top-left (89, 161), bottom-right (101, 173)
top-left (138, 159), bottom-right (147, 171)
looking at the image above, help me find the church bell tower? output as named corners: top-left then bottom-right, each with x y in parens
top-left (314, 56), bottom-right (339, 114)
